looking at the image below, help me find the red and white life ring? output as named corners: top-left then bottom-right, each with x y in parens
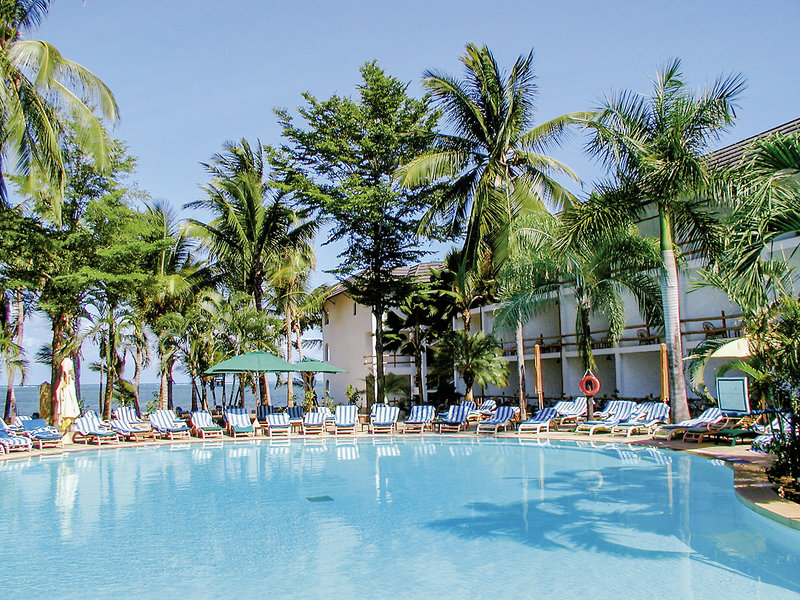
top-left (579, 372), bottom-right (601, 396)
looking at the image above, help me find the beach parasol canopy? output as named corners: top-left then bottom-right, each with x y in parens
top-left (294, 358), bottom-right (347, 373)
top-left (206, 351), bottom-right (295, 374)
top-left (707, 337), bottom-right (751, 360)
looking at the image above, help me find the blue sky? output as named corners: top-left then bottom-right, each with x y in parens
top-left (16, 0), bottom-right (800, 384)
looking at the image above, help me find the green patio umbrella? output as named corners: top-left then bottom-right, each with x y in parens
top-left (206, 351), bottom-right (295, 375)
top-left (294, 358), bottom-right (347, 373)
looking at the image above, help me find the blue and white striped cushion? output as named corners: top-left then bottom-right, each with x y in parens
top-left (483, 405), bottom-right (516, 425)
top-left (335, 405), bottom-right (358, 427)
top-left (0, 430), bottom-right (31, 449)
top-left (266, 413), bottom-right (290, 428)
top-left (372, 405), bottom-right (399, 425)
top-left (442, 405), bottom-right (468, 424)
top-left (303, 412), bottom-right (324, 426)
top-left (524, 407), bottom-right (558, 424)
top-left (406, 405), bottom-right (435, 424)
top-left (286, 406), bottom-right (304, 421)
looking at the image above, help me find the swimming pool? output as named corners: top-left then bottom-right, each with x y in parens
top-left (1, 439), bottom-right (798, 599)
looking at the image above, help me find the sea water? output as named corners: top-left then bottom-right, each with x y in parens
top-left (1, 439), bottom-right (798, 599)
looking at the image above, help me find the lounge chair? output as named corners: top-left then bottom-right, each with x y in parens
top-left (286, 406), bottom-right (304, 431)
top-left (72, 415), bottom-right (119, 445)
top-left (334, 405), bottom-right (359, 435)
top-left (575, 401), bottom-right (640, 436)
top-left (223, 407), bottom-right (256, 438)
top-left (751, 415), bottom-right (795, 452)
top-left (469, 399), bottom-right (496, 422)
top-left (108, 419), bottom-right (155, 442)
top-left (438, 405), bottom-right (469, 433)
top-left (555, 397), bottom-right (588, 428)
top-left (652, 407), bottom-right (724, 441)
top-left (683, 412), bottom-right (756, 444)
top-left (113, 406), bottom-right (149, 427)
top-left (265, 413), bottom-right (291, 438)
top-left (315, 406), bottom-right (336, 431)
top-left (476, 406), bottom-right (516, 434)
top-left (0, 419), bottom-right (33, 452)
top-left (256, 404), bottom-right (274, 423)
top-left (20, 418), bottom-right (64, 449)
top-left (518, 407), bottom-right (559, 434)
top-left (10, 415), bottom-right (30, 431)
top-left (190, 411), bottom-right (224, 439)
top-left (302, 411), bottom-right (325, 435)
top-left (403, 404), bottom-right (436, 433)
top-left (150, 410), bottom-right (191, 440)
top-left (611, 402), bottom-right (670, 437)
top-left (370, 405), bottom-right (399, 434)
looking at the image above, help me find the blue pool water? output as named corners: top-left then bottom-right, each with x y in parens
top-left (1, 439), bottom-right (799, 599)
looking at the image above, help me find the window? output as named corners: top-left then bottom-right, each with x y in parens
top-left (324, 343), bottom-right (330, 361)
top-left (353, 302), bottom-right (357, 316)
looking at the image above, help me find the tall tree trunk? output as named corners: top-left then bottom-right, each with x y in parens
top-left (374, 307), bottom-right (385, 408)
top-left (167, 359), bottom-right (174, 410)
top-left (515, 319), bottom-right (527, 420)
top-left (49, 314), bottom-right (68, 427)
top-left (103, 321), bottom-right (115, 422)
top-left (4, 292), bottom-right (19, 421)
top-left (660, 208), bottom-right (690, 422)
top-left (462, 308), bottom-right (471, 333)
top-left (159, 368), bottom-right (169, 411)
top-left (133, 348), bottom-right (142, 416)
top-left (72, 350), bottom-right (82, 407)
top-left (190, 379), bottom-right (198, 412)
top-left (414, 327), bottom-right (423, 405)
top-left (201, 379), bottom-right (208, 411)
top-left (285, 310), bottom-right (293, 407)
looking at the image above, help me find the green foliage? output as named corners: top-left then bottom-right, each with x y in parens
top-left (0, 0), bottom-right (118, 216)
top-left (398, 43), bottom-right (586, 270)
top-left (433, 330), bottom-right (507, 401)
top-left (344, 384), bottom-right (362, 406)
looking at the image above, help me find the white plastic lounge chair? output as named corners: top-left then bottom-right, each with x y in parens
top-left (302, 411), bottom-right (325, 435)
top-left (223, 408), bottom-right (255, 438)
top-left (72, 415), bottom-right (119, 445)
top-left (0, 419), bottom-right (33, 452)
top-left (476, 405), bottom-right (516, 434)
top-left (286, 406), bottom-right (304, 430)
top-left (438, 405), bottom-right (469, 433)
top-left (403, 405), bottom-right (435, 433)
top-left (315, 406), bottom-right (336, 431)
top-left (20, 418), bottom-right (63, 448)
top-left (150, 410), bottom-right (191, 440)
top-left (556, 397), bottom-right (588, 427)
top-left (652, 407), bottom-right (724, 440)
top-left (611, 402), bottom-right (670, 437)
top-left (113, 406), bottom-right (148, 427)
top-left (370, 405), bottom-right (399, 434)
top-left (265, 413), bottom-right (291, 437)
top-left (190, 411), bottom-right (224, 439)
top-left (518, 407), bottom-right (559, 434)
top-left (334, 405), bottom-right (358, 435)
top-left (469, 399), bottom-right (496, 422)
top-left (575, 401), bottom-right (640, 436)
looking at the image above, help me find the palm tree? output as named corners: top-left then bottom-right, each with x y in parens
top-left (433, 330), bottom-right (507, 404)
top-left (0, 0), bottom-right (118, 217)
top-left (398, 43), bottom-right (586, 271)
top-left (384, 285), bottom-right (450, 404)
top-left (269, 241), bottom-right (316, 407)
top-left (189, 140), bottom-right (316, 405)
top-left (496, 211), bottom-right (663, 418)
top-left (564, 59), bottom-right (744, 421)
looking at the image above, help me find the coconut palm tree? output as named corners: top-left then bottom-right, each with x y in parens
top-left (432, 329), bottom-right (507, 404)
top-left (398, 43), bottom-right (586, 270)
top-left (496, 210), bottom-right (663, 417)
top-left (0, 0), bottom-right (118, 218)
top-left (563, 59), bottom-right (744, 421)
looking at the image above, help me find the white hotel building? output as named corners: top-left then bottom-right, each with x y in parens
top-left (321, 119), bottom-right (800, 407)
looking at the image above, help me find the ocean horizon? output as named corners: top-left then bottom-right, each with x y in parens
top-left (7, 381), bottom-right (325, 418)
